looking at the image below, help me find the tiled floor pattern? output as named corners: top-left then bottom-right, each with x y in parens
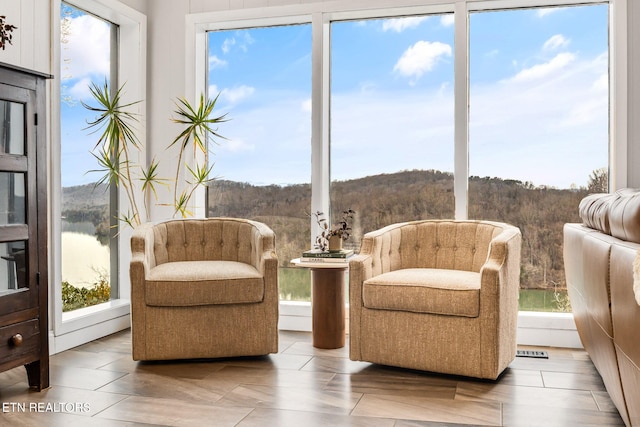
top-left (0, 330), bottom-right (626, 426)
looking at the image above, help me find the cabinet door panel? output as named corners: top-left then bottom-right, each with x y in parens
top-left (0, 83), bottom-right (37, 313)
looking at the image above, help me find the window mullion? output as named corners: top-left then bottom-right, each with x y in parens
top-left (311, 12), bottom-right (331, 243)
top-left (454, 2), bottom-right (469, 220)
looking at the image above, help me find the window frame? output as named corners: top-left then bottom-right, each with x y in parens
top-left (51, 0), bottom-right (146, 351)
top-left (187, 0), bottom-right (627, 345)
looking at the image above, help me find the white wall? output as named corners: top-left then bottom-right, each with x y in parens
top-left (0, 0), bottom-right (51, 73)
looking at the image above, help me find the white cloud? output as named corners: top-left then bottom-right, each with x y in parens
top-left (223, 138), bottom-right (255, 153)
top-left (68, 77), bottom-right (94, 100)
top-left (209, 49), bottom-right (607, 189)
top-left (382, 16), bottom-right (428, 32)
top-left (221, 85), bottom-right (255, 104)
top-left (209, 55), bottom-right (228, 69)
top-left (593, 73), bottom-right (608, 92)
top-left (440, 15), bottom-right (455, 27)
top-left (543, 34), bottom-right (570, 51)
top-left (222, 37), bottom-right (235, 54)
top-left (393, 41), bottom-right (452, 83)
top-left (239, 32), bottom-right (255, 52)
top-left (508, 52), bottom-right (576, 83)
top-left (220, 31), bottom-right (255, 54)
top-left (468, 51), bottom-right (608, 188)
top-left (537, 8), bottom-right (560, 18)
top-left (213, 94), bottom-right (312, 184)
top-left (302, 98), bottom-right (312, 113)
top-left (61, 14), bottom-right (111, 82)
top-left (359, 81), bottom-right (377, 95)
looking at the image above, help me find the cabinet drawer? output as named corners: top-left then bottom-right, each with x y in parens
top-left (0, 319), bottom-right (40, 366)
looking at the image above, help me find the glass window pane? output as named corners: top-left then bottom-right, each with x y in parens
top-left (60, 3), bottom-right (115, 311)
top-left (468, 5), bottom-right (609, 312)
top-left (330, 15), bottom-right (455, 250)
top-left (0, 240), bottom-right (27, 293)
top-left (0, 101), bottom-right (25, 155)
top-left (206, 25), bottom-right (312, 302)
top-left (0, 172), bottom-right (26, 225)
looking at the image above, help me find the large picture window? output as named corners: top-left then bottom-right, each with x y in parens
top-left (60, 2), bottom-right (118, 312)
top-left (202, 0), bottom-right (614, 314)
top-left (206, 24), bottom-right (312, 301)
top-left (469, 4), bottom-right (609, 311)
top-left (330, 14), bottom-right (455, 250)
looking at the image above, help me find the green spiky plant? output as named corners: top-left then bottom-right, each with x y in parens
top-left (82, 82), bottom-right (227, 227)
top-left (170, 94), bottom-right (227, 217)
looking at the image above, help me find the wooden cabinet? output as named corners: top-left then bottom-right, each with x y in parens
top-left (0, 63), bottom-right (50, 390)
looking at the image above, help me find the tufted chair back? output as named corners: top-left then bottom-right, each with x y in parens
top-left (131, 218), bottom-right (275, 273)
top-left (360, 220), bottom-right (506, 277)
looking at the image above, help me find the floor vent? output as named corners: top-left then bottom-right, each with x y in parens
top-left (516, 350), bottom-right (549, 359)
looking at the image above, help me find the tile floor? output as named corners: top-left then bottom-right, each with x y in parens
top-left (0, 330), bottom-right (626, 426)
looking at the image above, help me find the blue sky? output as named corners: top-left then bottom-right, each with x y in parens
top-left (60, 3), bottom-right (112, 187)
top-left (205, 4), bottom-right (608, 188)
top-left (60, 4), bottom-right (609, 190)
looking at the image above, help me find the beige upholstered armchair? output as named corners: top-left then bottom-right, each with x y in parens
top-left (349, 220), bottom-right (521, 380)
top-left (129, 218), bottom-right (279, 361)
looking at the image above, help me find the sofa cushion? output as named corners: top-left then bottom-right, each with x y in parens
top-left (145, 260), bottom-right (264, 306)
top-left (362, 268), bottom-right (480, 317)
top-left (609, 189), bottom-right (640, 244)
top-left (579, 193), bottom-right (615, 235)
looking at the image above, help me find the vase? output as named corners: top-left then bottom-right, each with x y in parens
top-left (328, 235), bottom-right (343, 252)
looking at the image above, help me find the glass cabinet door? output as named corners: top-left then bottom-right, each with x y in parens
top-left (0, 84), bottom-right (37, 311)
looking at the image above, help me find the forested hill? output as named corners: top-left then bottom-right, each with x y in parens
top-left (62, 169), bottom-right (590, 290)
top-left (207, 169), bottom-right (588, 289)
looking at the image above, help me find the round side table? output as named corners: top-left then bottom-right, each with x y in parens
top-left (291, 258), bottom-right (348, 349)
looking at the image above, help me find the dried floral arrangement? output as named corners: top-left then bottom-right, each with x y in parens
top-left (312, 209), bottom-right (355, 252)
top-left (0, 16), bottom-right (17, 50)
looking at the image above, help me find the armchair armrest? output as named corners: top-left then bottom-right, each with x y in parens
top-left (477, 226), bottom-right (521, 373)
top-left (129, 222), bottom-right (156, 287)
top-left (348, 253), bottom-right (373, 306)
top-left (247, 219), bottom-right (277, 275)
top-left (479, 227), bottom-right (522, 296)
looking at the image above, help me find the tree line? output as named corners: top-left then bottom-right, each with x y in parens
top-left (208, 169), bottom-right (597, 291)
top-left (62, 168), bottom-right (605, 291)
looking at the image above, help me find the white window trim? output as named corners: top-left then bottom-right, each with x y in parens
top-left (50, 0), bottom-right (146, 354)
top-left (186, 0), bottom-right (627, 348)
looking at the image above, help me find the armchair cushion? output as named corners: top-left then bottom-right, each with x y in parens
top-left (145, 260), bottom-right (264, 307)
top-left (363, 268), bottom-right (480, 317)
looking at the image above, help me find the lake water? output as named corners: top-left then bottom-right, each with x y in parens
top-left (61, 230), bottom-right (110, 288)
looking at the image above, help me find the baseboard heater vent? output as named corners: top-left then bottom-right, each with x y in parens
top-left (516, 350), bottom-right (549, 359)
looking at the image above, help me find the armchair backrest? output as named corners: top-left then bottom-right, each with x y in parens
top-left (360, 220), bottom-right (516, 276)
top-left (132, 218), bottom-right (275, 270)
